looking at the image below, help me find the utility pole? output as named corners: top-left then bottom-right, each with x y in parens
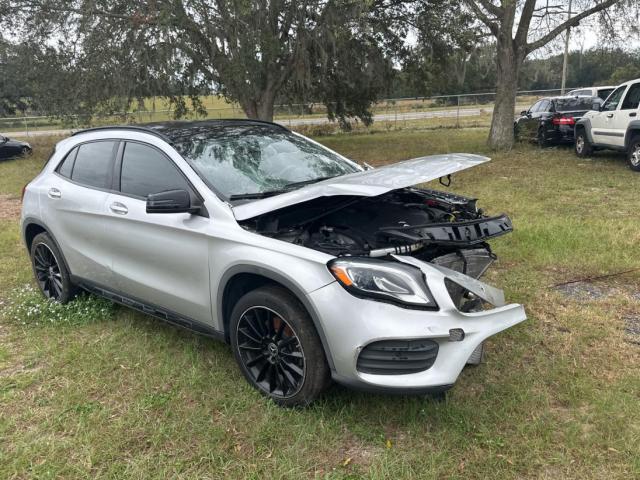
top-left (561, 0), bottom-right (573, 95)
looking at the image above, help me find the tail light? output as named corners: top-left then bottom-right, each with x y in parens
top-left (21, 184), bottom-right (28, 202)
top-left (552, 115), bottom-right (575, 125)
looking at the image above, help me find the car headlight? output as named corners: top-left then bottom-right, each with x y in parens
top-left (328, 258), bottom-right (437, 309)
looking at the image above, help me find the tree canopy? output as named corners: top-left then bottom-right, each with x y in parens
top-left (1, 0), bottom-right (417, 125)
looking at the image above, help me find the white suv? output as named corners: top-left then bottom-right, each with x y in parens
top-left (568, 86), bottom-right (616, 101)
top-left (574, 79), bottom-right (640, 170)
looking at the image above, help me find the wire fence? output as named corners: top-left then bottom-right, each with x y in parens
top-left (0, 88), bottom-right (575, 137)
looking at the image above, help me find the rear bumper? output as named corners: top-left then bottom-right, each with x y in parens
top-left (545, 125), bottom-right (575, 143)
top-left (308, 257), bottom-right (527, 393)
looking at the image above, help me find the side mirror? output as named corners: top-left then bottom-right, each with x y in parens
top-left (146, 189), bottom-right (200, 214)
top-left (592, 103), bottom-right (602, 111)
top-left (520, 110), bottom-right (528, 116)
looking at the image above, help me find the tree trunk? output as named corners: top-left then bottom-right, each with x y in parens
top-left (240, 88), bottom-right (276, 122)
top-left (488, 40), bottom-right (522, 150)
top-left (256, 96), bottom-right (274, 122)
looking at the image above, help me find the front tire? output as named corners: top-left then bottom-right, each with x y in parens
top-left (230, 285), bottom-right (331, 407)
top-left (30, 232), bottom-right (78, 303)
top-left (627, 135), bottom-right (640, 172)
top-left (575, 129), bottom-right (593, 157)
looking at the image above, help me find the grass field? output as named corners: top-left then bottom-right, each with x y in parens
top-left (1, 129), bottom-right (639, 479)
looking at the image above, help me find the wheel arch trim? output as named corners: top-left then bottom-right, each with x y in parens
top-left (575, 118), bottom-right (594, 143)
top-left (217, 264), bottom-right (337, 372)
top-left (624, 121), bottom-right (640, 150)
top-left (21, 217), bottom-right (73, 275)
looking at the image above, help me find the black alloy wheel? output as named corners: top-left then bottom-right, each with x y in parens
top-left (30, 232), bottom-right (78, 303)
top-left (32, 243), bottom-right (64, 300)
top-left (230, 285), bottom-right (330, 406)
top-left (235, 306), bottom-right (306, 399)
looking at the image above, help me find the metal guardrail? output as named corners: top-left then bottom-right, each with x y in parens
top-left (0, 88), bottom-right (576, 136)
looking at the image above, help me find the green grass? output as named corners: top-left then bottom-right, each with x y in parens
top-left (1, 129), bottom-right (639, 478)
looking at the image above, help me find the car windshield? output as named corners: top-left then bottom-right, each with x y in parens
top-left (170, 125), bottom-right (360, 199)
top-left (554, 97), bottom-right (598, 112)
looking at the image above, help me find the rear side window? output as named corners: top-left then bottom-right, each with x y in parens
top-left (71, 141), bottom-right (117, 189)
top-left (538, 100), bottom-right (551, 112)
top-left (621, 83), bottom-right (640, 110)
top-left (529, 100), bottom-right (543, 113)
top-left (119, 142), bottom-right (191, 198)
top-left (57, 148), bottom-right (77, 178)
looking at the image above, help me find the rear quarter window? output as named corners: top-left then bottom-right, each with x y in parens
top-left (57, 147), bottom-right (77, 178)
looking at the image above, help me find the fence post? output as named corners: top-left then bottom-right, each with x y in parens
top-left (23, 113), bottom-right (29, 137)
top-left (456, 96), bottom-right (460, 128)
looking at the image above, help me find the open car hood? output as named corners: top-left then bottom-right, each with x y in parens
top-left (232, 153), bottom-right (490, 221)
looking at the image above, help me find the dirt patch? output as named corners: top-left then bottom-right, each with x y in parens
top-left (624, 316), bottom-right (640, 345)
top-left (554, 282), bottom-right (611, 300)
top-left (0, 194), bottom-right (21, 220)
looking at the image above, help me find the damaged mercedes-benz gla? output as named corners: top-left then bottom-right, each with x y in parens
top-left (21, 120), bottom-right (526, 406)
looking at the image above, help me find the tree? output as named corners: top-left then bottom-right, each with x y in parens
top-left (462, 0), bottom-right (630, 149)
top-left (0, 38), bottom-right (33, 116)
top-left (2, 0), bottom-right (412, 125)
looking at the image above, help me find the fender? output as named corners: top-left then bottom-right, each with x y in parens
top-left (575, 117), bottom-right (594, 144)
top-left (624, 120), bottom-right (640, 150)
top-left (217, 264), bottom-right (337, 371)
top-left (21, 217), bottom-right (74, 273)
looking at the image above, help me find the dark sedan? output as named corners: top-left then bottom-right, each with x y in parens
top-left (514, 96), bottom-right (602, 147)
top-left (0, 135), bottom-right (32, 160)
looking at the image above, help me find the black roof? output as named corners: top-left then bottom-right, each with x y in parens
top-left (73, 119), bottom-right (289, 144)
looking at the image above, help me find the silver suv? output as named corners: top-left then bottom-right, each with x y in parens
top-left (21, 120), bottom-right (526, 406)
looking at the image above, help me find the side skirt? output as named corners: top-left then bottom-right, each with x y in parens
top-left (72, 276), bottom-right (226, 342)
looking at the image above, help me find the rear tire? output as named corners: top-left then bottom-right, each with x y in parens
top-left (30, 232), bottom-right (78, 303)
top-left (21, 146), bottom-right (32, 157)
top-left (627, 135), bottom-right (640, 172)
top-left (229, 285), bottom-right (331, 407)
top-left (537, 127), bottom-right (549, 148)
top-left (575, 129), bottom-right (593, 157)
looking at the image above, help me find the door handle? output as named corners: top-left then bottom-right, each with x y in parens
top-left (606, 113), bottom-right (614, 118)
top-left (109, 202), bottom-right (128, 215)
top-left (48, 187), bottom-right (62, 199)
top-left (630, 112), bottom-right (637, 117)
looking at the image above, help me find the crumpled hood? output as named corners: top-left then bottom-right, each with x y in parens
top-left (232, 153), bottom-right (490, 220)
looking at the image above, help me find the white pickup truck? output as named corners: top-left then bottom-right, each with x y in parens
top-left (574, 78), bottom-right (640, 171)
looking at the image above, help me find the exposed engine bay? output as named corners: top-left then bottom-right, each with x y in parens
top-left (240, 187), bottom-right (513, 284)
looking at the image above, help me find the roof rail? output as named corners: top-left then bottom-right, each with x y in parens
top-left (71, 125), bottom-right (172, 142)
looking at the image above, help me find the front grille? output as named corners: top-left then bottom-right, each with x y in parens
top-left (357, 339), bottom-right (439, 375)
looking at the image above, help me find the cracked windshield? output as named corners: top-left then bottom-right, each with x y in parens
top-left (172, 125), bottom-right (360, 199)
